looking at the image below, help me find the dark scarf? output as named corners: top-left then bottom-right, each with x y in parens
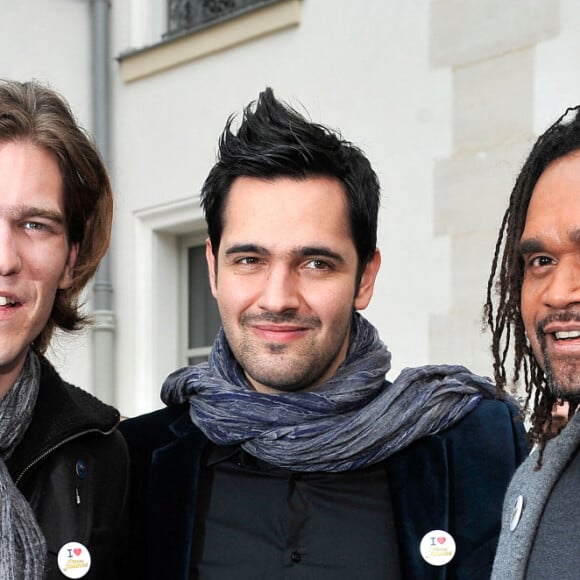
top-left (162, 314), bottom-right (495, 472)
top-left (0, 350), bottom-right (46, 578)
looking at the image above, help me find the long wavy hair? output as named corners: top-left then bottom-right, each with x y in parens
top-left (0, 80), bottom-right (113, 351)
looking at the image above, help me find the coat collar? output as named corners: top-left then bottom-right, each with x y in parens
top-left (7, 354), bottom-right (120, 483)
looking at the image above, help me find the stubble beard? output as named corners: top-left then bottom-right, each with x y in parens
top-left (542, 351), bottom-right (580, 406)
top-left (228, 312), bottom-right (351, 393)
top-left (537, 322), bottom-right (580, 405)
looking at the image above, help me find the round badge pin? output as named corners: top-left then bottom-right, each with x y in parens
top-left (57, 542), bottom-right (91, 579)
top-left (419, 529), bottom-right (456, 566)
top-left (510, 494), bottom-right (524, 532)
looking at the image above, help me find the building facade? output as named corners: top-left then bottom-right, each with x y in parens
top-left (0, 0), bottom-right (576, 416)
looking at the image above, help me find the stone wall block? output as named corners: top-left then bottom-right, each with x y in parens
top-left (433, 140), bottom-right (532, 236)
top-left (453, 48), bottom-right (534, 152)
top-left (430, 0), bottom-right (559, 68)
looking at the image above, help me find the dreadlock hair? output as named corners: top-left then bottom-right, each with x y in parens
top-left (485, 105), bottom-right (580, 459)
top-left (201, 88), bottom-right (380, 282)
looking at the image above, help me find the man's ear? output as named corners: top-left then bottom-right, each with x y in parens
top-left (354, 249), bottom-right (381, 311)
top-left (58, 243), bottom-right (79, 290)
top-left (205, 238), bottom-right (218, 298)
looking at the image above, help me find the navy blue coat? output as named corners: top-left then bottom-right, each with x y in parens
top-left (119, 397), bottom-right (527, 580)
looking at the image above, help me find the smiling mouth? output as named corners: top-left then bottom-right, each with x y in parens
top-left (555, 330), bottom-right (580, 340)
top-left (0, 297), bottom-right (18, 307)
top-left (255, 325), bottom-right (307, 333)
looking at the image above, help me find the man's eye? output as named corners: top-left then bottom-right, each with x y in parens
top-left (237, 257), bottom-right (259, 265)
top-left (23, 221), bottom-right (48, 231)
top-left (305, 259), bottom-right (329, 270)
top-left (529, 255), bottom-right (553, 267)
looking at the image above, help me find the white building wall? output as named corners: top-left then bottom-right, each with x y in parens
top-left (1, 0), bottom-right (578, 417)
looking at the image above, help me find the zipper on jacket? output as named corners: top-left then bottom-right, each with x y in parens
top-left (14, 424), bottom-right (118, 486)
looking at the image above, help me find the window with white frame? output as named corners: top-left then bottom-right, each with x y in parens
top-left (180, 233), bottom-right (221, 365)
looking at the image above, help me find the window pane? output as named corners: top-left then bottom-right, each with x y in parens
top-left (187, 245), bottom-right (221, 349)
top-left (188, 353), bottom-right (211, 366)
top-left (166, 0), bottom-right (283, 37)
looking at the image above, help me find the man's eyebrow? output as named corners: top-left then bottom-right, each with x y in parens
top-left (224, 244), bottom-right (345, 263)
top-left (519, 229), bottom-right (580, 255)
top-left (224, 243), bottom-right (269, 256)
top-left (569, 228), bottom-right (580, 244)
top-left (11, 205), bottom-right (65, 223)
top-left (518, 238), bottom-right (544, 255)
top-left (297, 246), bottom-right (346, 263)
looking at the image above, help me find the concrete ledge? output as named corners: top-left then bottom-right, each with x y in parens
top-left (119, 0), bottom-right (302, 82)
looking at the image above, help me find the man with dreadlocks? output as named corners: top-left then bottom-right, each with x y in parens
top-left (487, 106), bottom-right (580, 579)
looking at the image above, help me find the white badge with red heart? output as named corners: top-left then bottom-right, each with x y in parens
top-left (419, 529), bottom-right (456, 566)
top-left (57, 542), bottom-right (91, 578)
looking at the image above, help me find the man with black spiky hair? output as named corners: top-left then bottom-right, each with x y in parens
top-left (121, 88), bottom-right (527, 580)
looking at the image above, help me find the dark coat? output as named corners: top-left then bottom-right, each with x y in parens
top-left (7, 355), bottom-right (129, 580)
top-left (120, 396), bottom-right (528, 580)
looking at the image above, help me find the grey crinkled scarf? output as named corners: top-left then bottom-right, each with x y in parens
top-left (163, 313), bottom-right (496, 472)
top-left (0, 350), bottom-right (46, 579)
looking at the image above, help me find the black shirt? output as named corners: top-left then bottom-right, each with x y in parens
top-left (190, 444), bottom-right (402, 580)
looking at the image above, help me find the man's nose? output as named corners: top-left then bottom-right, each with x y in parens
top-left (257, 265), bottom-right (300, 313)
top-left (0, 225), bottom-right (22, 276)
top-left (541, 261), bottom-right (580, 309)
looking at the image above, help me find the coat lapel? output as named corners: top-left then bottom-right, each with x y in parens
top-left (494, 413), bottom-right (580, 578)
top-left (147, 414), bottom-right (208, 580)
top-left (387, 436), bottom-right (449, 580)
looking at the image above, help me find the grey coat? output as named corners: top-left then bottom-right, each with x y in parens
top-left (491, 412), bottom-right (580, 579)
